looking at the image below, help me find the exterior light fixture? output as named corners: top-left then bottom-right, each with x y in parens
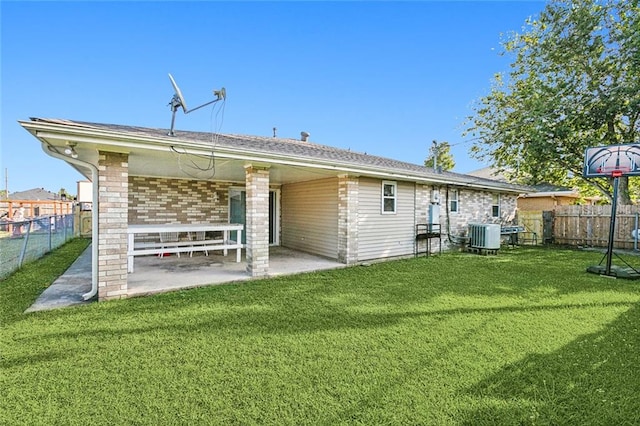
top-left (64, 142), bottom-right (79, 159)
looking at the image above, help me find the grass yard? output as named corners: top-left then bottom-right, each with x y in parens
top-left (0, 230), bottom-right (72, 279)
top-left (2, 242), bottom-right (640, 425)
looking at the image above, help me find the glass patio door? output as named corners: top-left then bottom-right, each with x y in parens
top-left (229, 189), bottom-right (277, 245)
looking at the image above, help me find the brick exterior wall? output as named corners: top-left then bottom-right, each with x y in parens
top-left (245, 165), bottom-right (270, 277)
top-left (415, 184), bottom-right (432, 224)
top-left (97, 151), bottom-right (129, 301)
top-left (337, 175), bottom-right (359, 264)
top-left (446, 187), bottom-right (517, 236)
top-left (414, 184), bottom-right (445, 252)
top-left (128, 177), bottom-right (231, 224)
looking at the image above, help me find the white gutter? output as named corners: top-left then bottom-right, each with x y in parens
top-left (40, 142), bottom-right (99, 301)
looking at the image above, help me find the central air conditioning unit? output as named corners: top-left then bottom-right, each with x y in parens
top-left (468, 223), bottom-right (501, 250)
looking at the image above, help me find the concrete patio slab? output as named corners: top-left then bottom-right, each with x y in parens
top-left (26, 245), bottom-right (345, 312)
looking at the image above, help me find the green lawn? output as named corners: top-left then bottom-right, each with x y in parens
top-left (0, 229), bottom-right (73, 279)
top-left (2, 242), bottom-right (640, 425)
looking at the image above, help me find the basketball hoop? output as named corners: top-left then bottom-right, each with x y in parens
top-left (584, 143), bottom-right (640, 278)
top-left (597, 166), bottom-right (631, 177)
top-left (584, 144), bottom-right (640, 178)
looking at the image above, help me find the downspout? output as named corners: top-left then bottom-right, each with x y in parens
top-left (445, 186), bottom-right (453, 243)
top-left (40, 142), bottom-right (99, 300)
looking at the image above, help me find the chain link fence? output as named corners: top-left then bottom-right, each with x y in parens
top-left (0, 214), bottom-right (76, 279)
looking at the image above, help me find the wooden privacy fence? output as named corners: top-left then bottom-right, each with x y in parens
top-left (517, 210), bottom-right (544, 244)
top-left (553, 205), bottom-right (640, 250)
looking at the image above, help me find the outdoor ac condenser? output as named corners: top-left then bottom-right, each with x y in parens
top-left (468, 223), bottom-right (501, 250)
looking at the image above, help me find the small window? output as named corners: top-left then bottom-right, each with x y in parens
top-left (450, 189), bottom-right (458, 213)
top-left (492, 193), bottom-right (500, 218)
top-left (382, 181), bottom-right (397, 214)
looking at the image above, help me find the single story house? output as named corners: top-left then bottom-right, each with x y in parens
top-left (20, 118), bottom-right (529, 301)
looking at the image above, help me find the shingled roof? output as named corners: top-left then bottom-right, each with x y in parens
top-left (9, 188), bottom-right (61, 201)
top-left (28, 118), bottom-right (531, 193)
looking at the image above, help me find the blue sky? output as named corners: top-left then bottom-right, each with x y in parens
top-left (1, 1), bottom-right (545, 195)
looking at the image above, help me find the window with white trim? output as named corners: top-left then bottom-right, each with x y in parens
top-left (382, 181), bottom-right (397, 214)
top-left (450, 189), bottom-right (459, 213)
top-left (492, 193), bottom-right (500, 218)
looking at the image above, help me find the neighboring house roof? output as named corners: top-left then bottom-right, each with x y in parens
top-left (9, 188), bottom-right (61, 201)
top-left (518, 190), bottom-right (582, 199)
top-left (469, 166), bottom-right (584, 194)
top-left (467, 166), bottom-right (605, 202)
top-left (21, 118), bottom-right (531, 194)
top-left (466, 166), bottom-right (509, 182)
top-left (468, 168), bottom-right (606, 206)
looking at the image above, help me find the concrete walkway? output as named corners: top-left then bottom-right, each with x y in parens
top-left (26, 245), bottom-right (345, 312)
top-left (25, 245), bottom-right (93, 313)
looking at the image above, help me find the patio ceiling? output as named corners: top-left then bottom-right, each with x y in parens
top-left (35, 131), bottom-right (342, 185)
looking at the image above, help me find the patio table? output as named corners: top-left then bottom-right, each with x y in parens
top-left (127, 223), bottom-right (244, 273)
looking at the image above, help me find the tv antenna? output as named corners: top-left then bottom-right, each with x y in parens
top-left (167, 73), bottom-right (226, 136)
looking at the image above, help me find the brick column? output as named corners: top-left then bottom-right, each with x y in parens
top-left (98, 151), bottom-right (129, 301)
top-left (337, 174), bottom-right (359, 264)
top-left (245, 164), bottom-right (270, 277)
top-left (415, 184), bottom-right (431, 224)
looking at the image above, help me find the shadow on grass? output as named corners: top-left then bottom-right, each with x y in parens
top-left (6, 247), bottom-right (640, 366)
top-left (9, 298), bottom-right (637, 363)
top-left (459, 302), bottom-right (640, 425)
top-left (4, 246), bottom-right (640, 424)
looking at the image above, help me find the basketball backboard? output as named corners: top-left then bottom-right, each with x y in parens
top-left (583, 143), bottom-right (640, 178)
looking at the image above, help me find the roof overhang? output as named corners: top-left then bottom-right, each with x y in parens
top-left (20, 118), bottom-right (527, 193)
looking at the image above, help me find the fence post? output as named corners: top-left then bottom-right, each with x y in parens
top-left (17, 221), bottom-right (32, 268)
top-left (48, 216), bottom-right (53, 252)
top-left (70, 214), bottom-right (75, 241)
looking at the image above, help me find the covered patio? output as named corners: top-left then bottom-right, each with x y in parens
top-left (21, 118), bottom-right (352, 302)
top-left (26, 245), bottom-right (345, 312)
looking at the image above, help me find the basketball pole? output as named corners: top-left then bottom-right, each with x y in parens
top-left (605, 171), bottom-right (622, 275)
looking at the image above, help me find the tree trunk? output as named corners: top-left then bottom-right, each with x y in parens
top-left (617, 176), bottom-right (633, 205)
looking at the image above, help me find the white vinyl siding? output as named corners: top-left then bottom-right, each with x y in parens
top-left (281, 178), bottom-right (339, 259)
top-left (357, 178), bottom-right (415, 261)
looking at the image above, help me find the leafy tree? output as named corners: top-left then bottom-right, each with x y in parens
top-left (58, 188), bottom-right (75, 201)
top-left (466, 0), bottom-right (640, 204)
top-left (425, 140), bottom-right (455, 172)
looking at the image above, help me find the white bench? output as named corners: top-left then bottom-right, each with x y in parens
top-left (127, 223), bottom-right (243, 273)
top-left (132, 238), bottom-right (230, 256)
